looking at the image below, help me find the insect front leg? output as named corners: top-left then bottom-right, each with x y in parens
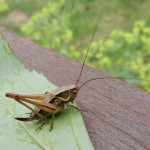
top-left (66, 103), bottom-right (87, 112)
top-left (66, 103), bottom-right (79, 111)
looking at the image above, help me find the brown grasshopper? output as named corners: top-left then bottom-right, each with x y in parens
top-left (6, 85), bottom-right (79, 131)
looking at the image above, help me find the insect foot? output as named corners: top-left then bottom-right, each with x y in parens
top-left (79, 108), bottom-right (88, 112)
top-left (49, 127), bottom-right (52, 132)
top-left (36, 122), bottom-right (46, 131)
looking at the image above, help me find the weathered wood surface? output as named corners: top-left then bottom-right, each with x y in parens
top-left (1, 30), bottom-right (150, 150)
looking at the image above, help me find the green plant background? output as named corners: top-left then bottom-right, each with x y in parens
top-left (0, 0), bottom-right (150, 91)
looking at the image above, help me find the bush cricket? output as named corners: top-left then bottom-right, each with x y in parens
top-left (5, 1), bottom-right (145, 131)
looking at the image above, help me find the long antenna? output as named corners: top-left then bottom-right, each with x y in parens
top-left (76, 2), bottom-right (107, 84)
top-left (78, 77), bottom-right (148, 91)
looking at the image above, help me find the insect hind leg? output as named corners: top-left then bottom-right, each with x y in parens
top-left (14, 94), bottom-right (48, 122)
top-left (15, 117), bottom-right (36, 121)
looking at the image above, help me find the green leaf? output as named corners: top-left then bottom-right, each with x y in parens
top-left (0, 33), bottom-right (94, 150)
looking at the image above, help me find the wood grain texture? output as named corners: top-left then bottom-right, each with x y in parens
top-left (1, 30), bottom-right (150, 150)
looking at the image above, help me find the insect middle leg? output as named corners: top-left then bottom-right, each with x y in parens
top-left (36, 121), bottom-right (46, 131)
top-left (49, 105), bottom-right (64, 131)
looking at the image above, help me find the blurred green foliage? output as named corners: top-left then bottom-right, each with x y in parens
top-left (0, 0), bottom-right (9, 12)
top-left (21, 0), bottom-right (73, 55)
top-left (83, 21), bottom-right (150, 90)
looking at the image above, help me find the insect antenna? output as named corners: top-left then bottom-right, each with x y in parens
top-left (78, 77), bottom-right (149, 113)
top-left (76, 1), bottom-right (108, 85)
top-left (78, 77), bottom-right (148, 91)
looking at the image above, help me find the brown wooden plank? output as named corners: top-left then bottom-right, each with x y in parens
top-left (1, 30), bottom-right (150, 150)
